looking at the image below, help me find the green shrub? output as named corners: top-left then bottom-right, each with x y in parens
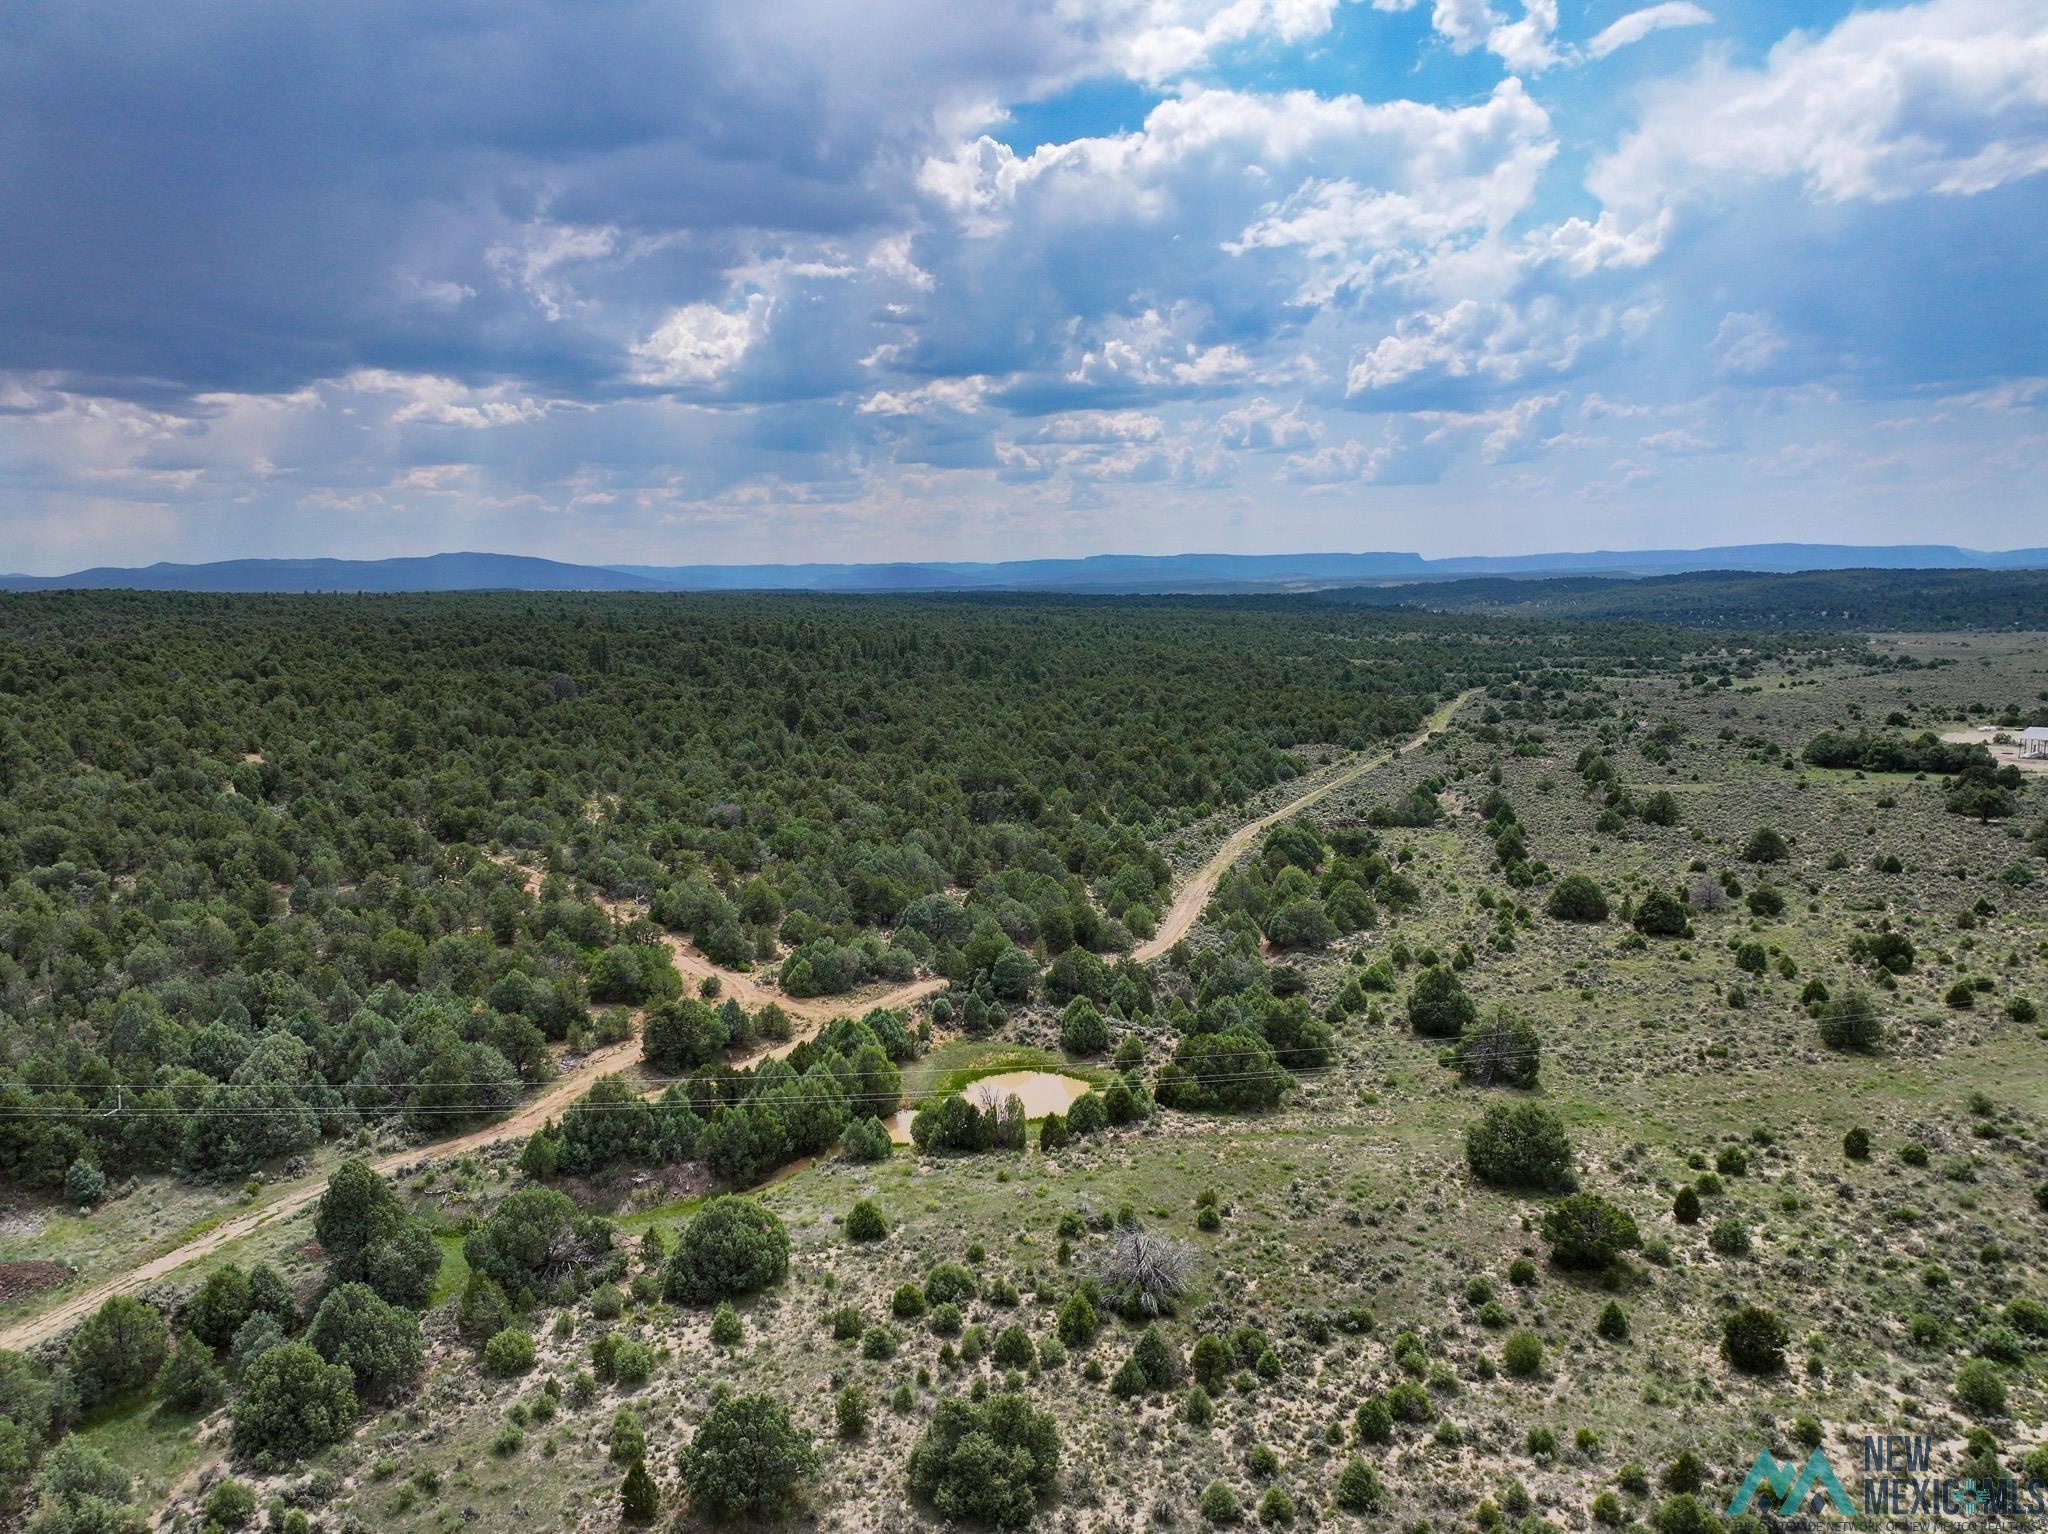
top-left (186, 1266), bottom-right (255, 1351)
top-left (609, 1406), bottom-right (646, 1463)
top-left (1351, 1397), bottom-right (1394, 1451)
top-left (837, 1384), bottom-right (870, 1440)
top-left (1056, 1290), bottom-right (1098, 1348)
top-left (1721, 1307), bottom-right (1787, 1374)
top-left (1545, 874), bottom-right (1609, 923)
top-left (1743, 827), bottom-right (1789, 864)
top-left (230, 1343), bottom-right (358, 1466)
top-left (63, 1157), bottom-right (106, 1210)
top-left (1465, 1103), bottom-right (1574, 1190)
top-left (481, 1327), bottom-right (537, 1377)
top-left (620, 1458), bottom-right (659, 1524)
top-left (1199, 1480), bottom-right (1241, 1526)
top-left (1407, 965), bottom-right (1477, 1039)
top-left (1385, 1381), bottom-right (1434, 1423)
top-left (907, 1394), bottom-right (1061, 1527)
top-left (1502, 1330), bottom-right (1545, 1378)
top-left (1633, 889), bottom-right (1692, 938)
top-left (1189, 1333), bottom-right (1230, 1388)
top-left (845, 1199), bottom-right (888, 1242)
top-left (924, 1262), bottom-right (978, 1306)
top-left (462, 1185), bottom-right (611, 1310)
top-left (316, 1159), bottom-right (444, 1309)
top-left (457, 1273), bottom-right (513, 1347)
top-left (621, 1338), bottom-right (659, 1386)
top-left (1708, 1219), bottom-right (1751, 1257)
top-left (1954, 1359), bottom-right (2007, 1417)
top-left (1818, 988), bottom-right (1883, 1050)
top-left (1110, 1353), bottom-right (1150, 1399)
top-left (840, 1116), bottom-right (892, 1162)
top-left (1333, 1457), bottom-right (1384, 1512)
top-left (1060, 997), bottom-right (1111, 1055)
top-left (664, 1197), bottom-right (790, 1304)
top-left (155, 1328), bottom-right (222, 1412)
top-left (1541, 1193), bottom-right (1641, 1270)
top-left (891, 1283), bottom-right (926, 1319)
top-left (202, 1478), bottom-right (258, 1529)
top-left (1452, 1011), bottom-right (1542, 1089)
top-left (1131, 1324), bottom-right (1182, 1389)
top-left (67, 1295), bottom-right (169, 1403)
top-left (1652, 1494), bottom-right (1719, 1534)
top-left (1973, 1325), bottom-right (2024, 1364)
top-left (2005, 1297), bottom-right (2048, 1338)
top-left (1257, 1486), bottom-right (1296, 1526)
top-left (992, 1325), bottom-right (1035, 1370)
top-left (680, 1392), bottom-right (818, 1520)
top-left (305, 1282), bottom-right (424, 1404)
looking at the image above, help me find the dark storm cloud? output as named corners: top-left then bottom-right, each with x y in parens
top-left (0, 0), bottom-right (1086, 402)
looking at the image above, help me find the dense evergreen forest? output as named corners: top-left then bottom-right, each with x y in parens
top-left (0, 591), bottom-right (1805, 1194)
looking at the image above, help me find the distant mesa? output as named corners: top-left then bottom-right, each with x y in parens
top-left (2, 544), bottom-right (2045, 595)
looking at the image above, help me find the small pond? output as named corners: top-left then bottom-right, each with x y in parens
top-left (885, 1070), bottom-right (1092, 1144)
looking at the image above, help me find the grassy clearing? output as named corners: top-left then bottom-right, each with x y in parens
top-left (70, 1394), bottom-right (213, 1512)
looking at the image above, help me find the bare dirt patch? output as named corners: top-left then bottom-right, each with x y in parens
top-left (1938, 726), bottom-right (2048, 773)
top-left (0, 1260), bottom-right (71, 1306)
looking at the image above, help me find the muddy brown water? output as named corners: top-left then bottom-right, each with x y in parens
top-left (885, 1070), bottom-right (1094, 1144)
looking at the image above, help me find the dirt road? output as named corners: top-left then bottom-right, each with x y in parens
top-left (0, 1034), bottom-right (642, 1353)
top-left (492, 852), bottom-right (946, 1032)
top-left (1, 694), bottom-right (1468, 1350)
top-left (1133, 688), bottom-right (1478, 962)
top-left (0, 886), bottom-right (941, 1350)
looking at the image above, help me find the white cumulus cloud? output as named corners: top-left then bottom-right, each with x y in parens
top-left (631, 296), bottom-right (774, 387)
top-left (1586, 3), bottom-right (1712, 60)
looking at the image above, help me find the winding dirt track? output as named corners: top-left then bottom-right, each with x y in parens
top-left (495, 856), bottom-right (947, 1032)
top-left (1133, 688), bottom-right (1478, 961)
top-left (0, 1034), bottom-right (643, 1352)
top-left (0, 689), bottom-right (1472, 1351)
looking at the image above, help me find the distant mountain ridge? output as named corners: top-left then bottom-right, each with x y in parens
top-left (0, 552), bottom-right (663, 593)
top-left (3, 544), bottom-right (2045, 594)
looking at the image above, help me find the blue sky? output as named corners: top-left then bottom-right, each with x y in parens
top-left (1, 0), bottom-right (2043, 571)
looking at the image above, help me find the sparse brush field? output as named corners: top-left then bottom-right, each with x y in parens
top-left (4, 613), bottom-right (2047, 1534)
